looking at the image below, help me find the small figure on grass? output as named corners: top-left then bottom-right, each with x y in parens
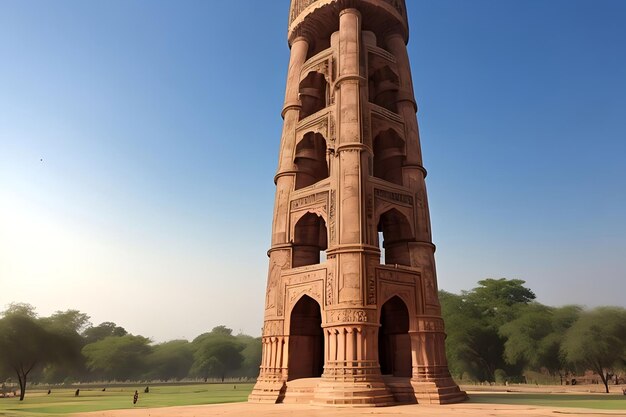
top-left (144, 386), bottom-right (149, 393)
top-left (75, 389), bottom-right (80, 397)
top-left (133, 390), bottom-right (139, 405)
top-left (47, 390), bottom-right (51, 395)
top-left (102, 388), bottom-right (106, 392)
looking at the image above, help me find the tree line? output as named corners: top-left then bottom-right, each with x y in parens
top-left (2, 279), bottom-right (625, 400)
top-left (440, 278), bottom-right (626, 393)
top-left (0, 304), bottom-right (260, 400)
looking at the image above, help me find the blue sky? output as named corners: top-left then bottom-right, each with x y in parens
top-left (1, 0), bottom-right (625, 341)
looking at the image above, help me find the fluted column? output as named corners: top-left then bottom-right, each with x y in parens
top-left (273, 36), bottom-right (310, 245)
top-left (333, 8), bottom-right (367, 307)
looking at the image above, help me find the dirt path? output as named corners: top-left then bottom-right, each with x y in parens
top-left (73, 399), bottom-right (626, 417)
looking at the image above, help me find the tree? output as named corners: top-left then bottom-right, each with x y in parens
top-left (439, 279), bottom-right (536, 382)
top-left (500, 304), bottom-right (581, 383)
top-left (210, 326), bottom-right (233, 337)
top-left (0, 306), bottom-right (79, 400)
top-left (464, 278), bottom-right (536, 328)
top-left (191, 327), bottom-right (244, 381)
top-left (39, 310), bottom-right (92, 382)
top-left (236, 334), bottom-right (262, 377)
top-left (82, 335), bottom-right (151, 381)
top-left (561, 307), bottom-right (626, 393)
top-left (144, 340), bottom-right (194, 381)
top-left (82, 321), bottom-right (127, 344)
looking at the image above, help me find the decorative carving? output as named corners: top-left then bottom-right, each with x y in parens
top-left (329, 114), bottom-right (336, 142)
top-left (412, 249), bottom-right (438, 306)
top-left (263, 320), bottom-right (284, 336)
top-left (329, 189), bottom-right (336, 243)
top-left (381, 284), bottom-right (413, 311)
top-left (288, 282), bottom-right (322, 305)
top-left (289, 0), bottom-right (317, 24)
top-left (416, 189), bottom-right (430, 236)
top-left (266, 251), bottom-right (290, 311)
top-left (374, 188), bottom-right (413, 206)
top-left (327, 309), bottom-right (373, 323)
top-left (418, 317), bottom-right (445, 332)
top-left (285, 269), bottom-right (326, 286)
top-left (290, 0), bottom-right (405, 25)
top-left (326, 270), bottom-right (334, 306)
top-left (291, 192), bottom-right (327, 210)
top-left (378, 267), bottom-right (417, 284)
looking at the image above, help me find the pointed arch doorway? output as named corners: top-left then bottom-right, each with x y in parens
top-left (288, 295), bottom-right (324, 380)
top-left (378, 296), bottom-right (412, 377)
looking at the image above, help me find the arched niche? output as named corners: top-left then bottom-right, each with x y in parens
top-left (377, 208), bottom-right (412, 266)
top-left (369, 64), bottom-right (399, 113)
top-left (293, 212), bottom-right (328, 268)
top-left (288, 295), bottom-right (324, 380)
top-left (378, 296), bottom-right (411, 377)
top-left (295, 132), bottom-right (329, 190)
top-left (373, 129), bottom-right (405, 186)
top-left (299, 71), bottom-right (328, 120)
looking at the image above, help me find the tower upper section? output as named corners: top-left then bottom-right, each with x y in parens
top-left (288, 0), bottom-right (408, 47)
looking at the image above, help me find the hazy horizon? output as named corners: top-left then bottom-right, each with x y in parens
top-left (1, 0), bottom-right (625, 343)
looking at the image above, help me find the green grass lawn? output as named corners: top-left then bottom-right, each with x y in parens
top-left (2, 385), bottom-right (625, 417)
top-left (469, 392), bottom-right (626, 410)
top-left (0, 383), bottom-right (253, 417)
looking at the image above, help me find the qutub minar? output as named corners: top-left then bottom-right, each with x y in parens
top-left (249, 0), bottom-right (466, 406)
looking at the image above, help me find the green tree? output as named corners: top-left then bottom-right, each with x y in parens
top-left (210, 325), bottom-right (233, 337)
top-left (0, 305), bottom-right (80, 400)
top-left (440, 279), bottom-right (536, 382)
top-left (191, 327), bottom-right (244, 381)
top-left (144, 340), bottom-right (194, 381)
top-left (561, 307), bottom-right (626, 393)
top-left (82, 335), bottom-right (151, 381)
top-left (464, 278), bottom-right (536, 328)
top-left (40, 310), bottom-right (92, 383)
top-left (500, 304), bottom-right (581, 383)
top-left (82, 321), bottom-right (127, 344)
top-left (236, 334), bottom-right (262, 377)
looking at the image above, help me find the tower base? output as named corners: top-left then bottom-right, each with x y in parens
top-left (248, 376), bottom-right (286, 404)
top-left (411, 379), bottom-right (468, 404)
top-left (311, 377), bottom-right (396, 407)
top-left (250, 376), bottom-right (467, 406)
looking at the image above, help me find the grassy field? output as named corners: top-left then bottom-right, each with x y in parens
top-left (468, 392), bottom-right (626, 410)
top-left (0, 383), bottom-right (253, 417)
top-left (1, 384), bottom-right (625, 416)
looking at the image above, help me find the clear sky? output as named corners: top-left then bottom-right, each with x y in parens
top-left (1, 0), bottom-right (625, 342)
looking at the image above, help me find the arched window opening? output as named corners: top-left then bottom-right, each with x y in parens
top-left (299, 72), bottom-right (327, 120)
top-left (369, 65), bottom-right (399, 113)
top-left (293, 212), bottom-right (328, 268)
top-left (288, 295), bottom-right (324, 380)
top-left (295, 132), bottom-right (329, 190)
top-left (377, 209), bottom-right (411, 266)
top-left (378, 296), bottom-right (411, 377)
top-left (373, 129), bottom-right (405, 186)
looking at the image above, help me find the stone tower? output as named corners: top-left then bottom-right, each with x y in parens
top-left (249, 0), bottom-right (466, 406)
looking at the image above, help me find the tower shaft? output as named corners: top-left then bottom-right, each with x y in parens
top-left (249, 0), bottom-right (466, 406)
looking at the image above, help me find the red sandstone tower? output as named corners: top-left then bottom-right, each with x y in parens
top-left (249, 0), bottom-right (466, 406)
